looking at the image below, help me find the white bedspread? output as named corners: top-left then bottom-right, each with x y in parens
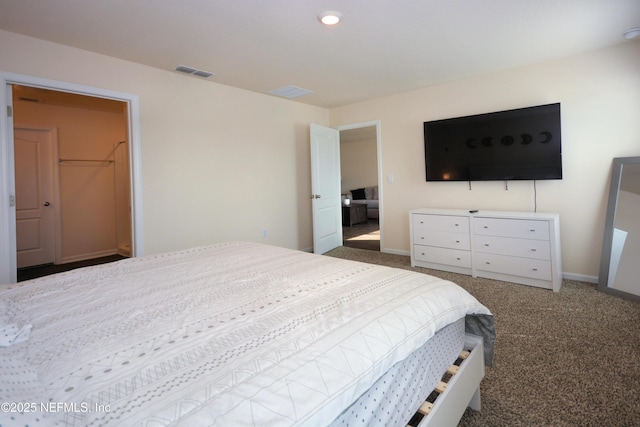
top-left (0, 242), bottom-right (492, 426)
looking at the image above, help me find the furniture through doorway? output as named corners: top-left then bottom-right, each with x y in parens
top-left (339, 122), bottom-right (381, 252)
top-left (342, 203), bottom-right (368, 227)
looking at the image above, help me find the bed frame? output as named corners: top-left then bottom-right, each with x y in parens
top-left (411, 333), bottom-right (486, 427)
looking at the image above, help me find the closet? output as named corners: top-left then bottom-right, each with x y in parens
top-left (13, 86), bottom-right (131, 268)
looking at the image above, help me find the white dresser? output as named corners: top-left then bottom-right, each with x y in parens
top-left (410, 208), bottom-right (562, 291)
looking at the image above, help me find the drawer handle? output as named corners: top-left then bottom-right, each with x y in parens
top-left (455, 240), bottom-right (460, 243)
top-left (483, 225), bottom-right (489, 229)
top-left (485, 261), bottom-right (490, 265)
top-left (531, 248), bottom-right (537, 252)
top-left (421, 237), bottom-right (424, 239)
top-left (532, 268), bottom-right (538, 271)
top-left (530, 229), bottom-right (536, 232)
top-left (454, 223), bottom-right (459, 227)
top-left (484, 243), bottom-right (489, 247)
top-left (421, 253), bottom-right (425, 256)
top-left (456, 257), bottom-right (461, 261)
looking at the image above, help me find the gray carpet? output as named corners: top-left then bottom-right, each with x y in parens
top-left (325, 246), bottom-right (640, 427)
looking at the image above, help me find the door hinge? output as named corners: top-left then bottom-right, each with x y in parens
top-left (7, 105), bottom-right (12, 117)
top-left (9, 195), bottom-right (15, 207)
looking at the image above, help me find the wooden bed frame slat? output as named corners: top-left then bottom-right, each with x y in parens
top-left (447, 365), bottom-right (460, 375)
top-left (415, 333), bottom-right (485, 427)
top-left (418, 401), bottom-right (434, 415)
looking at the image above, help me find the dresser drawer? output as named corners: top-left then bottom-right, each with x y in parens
top-left (473, 235), bottom-right (551, 260)
top-left (414, 230), bottom-right (471, 250)
top-left (412, 214), bottom-right (469, 234)
top-left (410, 209), bottom-right (561, 291)
top-left (474, 252), bottom-right (552, 280)
top-left (473, 217), bottom-right (550, 240)
top-left (413, 245), bottom-right (471, 268)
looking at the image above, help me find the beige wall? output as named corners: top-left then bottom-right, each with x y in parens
top-left (331, 41), bottom-right (640, 280)
top-left (1, 30), bottom-right (329, 255)
top-left (3, 29), bottom-right (640, 280)
top-left (13, 100), bottom-right (128, 262)
top-left (340, 137), bottom-right (377, 194)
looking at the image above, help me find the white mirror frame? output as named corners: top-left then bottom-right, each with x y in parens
top-left (598, 156), bottom-right (640, 302)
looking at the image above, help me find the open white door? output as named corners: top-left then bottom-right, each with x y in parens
top-left (310, 123), bottom-right (342, 254)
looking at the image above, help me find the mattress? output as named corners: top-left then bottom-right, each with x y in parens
top-left (332, 318), bottom-right (466, 426)
top-left (0, 241), bottom-right (494, 426)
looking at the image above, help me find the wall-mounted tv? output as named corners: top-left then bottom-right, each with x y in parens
top-left (424, 103), bottom-right (562, 181)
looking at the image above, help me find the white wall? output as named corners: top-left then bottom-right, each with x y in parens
top-left (0, 30), bottom-right (329, 256)
top-left (331, 41), bottom-right (640, 280)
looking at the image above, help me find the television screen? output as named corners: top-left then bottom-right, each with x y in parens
top-left (424, 103), bottom-right (562, 181)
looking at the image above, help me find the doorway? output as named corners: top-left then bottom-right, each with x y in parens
top-left (338, 122), bottom-right (382, 251)
top-left (13, 86), bottom-right (131, 278)
top-left (0, 72), bottom-right (144, 285)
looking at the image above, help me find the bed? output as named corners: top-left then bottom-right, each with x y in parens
top-left (1, 241), bottom-right (494, 426)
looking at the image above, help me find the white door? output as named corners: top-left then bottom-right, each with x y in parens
top-left (14, 128), bottom-right (55, 268)
top-left (310, 123), bottom-right (342, 254)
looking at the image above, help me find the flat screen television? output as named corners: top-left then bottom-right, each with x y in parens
top-left (424, 103), bottom-right (562, 181)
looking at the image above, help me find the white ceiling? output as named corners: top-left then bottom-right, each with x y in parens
top-left (1, 0), bottom-right (639, 108)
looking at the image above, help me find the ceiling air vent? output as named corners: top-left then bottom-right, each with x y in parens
top-left (269, 85), bottom-right (313, 99)
top-left (175, 65), bottom-right (215, 78)
top-left (192, 70), bottom-right (214, 78)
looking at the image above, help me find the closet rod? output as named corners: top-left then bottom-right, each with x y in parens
top-left (58, 158), bottom-right (114, 163)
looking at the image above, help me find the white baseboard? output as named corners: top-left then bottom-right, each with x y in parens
top-left (117, 248), bottom-right (131, 257)
top-left (381, 248), bottom-right (410, 256)
top-left (118, 243), bottom-right (131, 257)
top-left (60, 249), bottom-right (118, 264)
top-left (562, 272), bottom-right (598, 284)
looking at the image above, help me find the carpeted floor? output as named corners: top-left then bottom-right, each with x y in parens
top-left (325, 246), bottom-right (640, 427)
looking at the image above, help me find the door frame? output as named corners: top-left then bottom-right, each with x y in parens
top-left (336, 120), bottom-right (383, 251)
top-left (0, 71), bottom-right (144, 284)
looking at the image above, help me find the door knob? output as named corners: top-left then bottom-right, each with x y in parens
top-left (43, 201), bottom-right (50, 206)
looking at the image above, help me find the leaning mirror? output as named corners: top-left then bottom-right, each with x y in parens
top-left (598, 156), bottom-right (640, 301)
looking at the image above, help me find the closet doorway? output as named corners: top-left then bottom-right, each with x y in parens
top-left (13, 85), bottom-right (132, 278)
top-left (0, 73), bottom-right (143, 285)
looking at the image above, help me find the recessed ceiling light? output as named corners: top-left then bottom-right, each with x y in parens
top-left (319, 11), bottom-right (341, 26)
top-left (623, 27), bottom-right (640, 40)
